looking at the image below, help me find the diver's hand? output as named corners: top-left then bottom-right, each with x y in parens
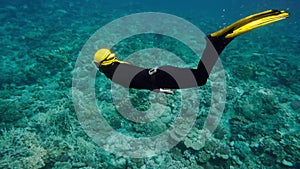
top-left (158, 88), bottom-right (174, 95)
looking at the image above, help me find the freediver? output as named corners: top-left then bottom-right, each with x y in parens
top-left (94, 10), bottom-right (289, 94)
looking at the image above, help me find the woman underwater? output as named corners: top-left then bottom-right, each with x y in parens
top-left (94, 10), bottom-right (289, 94)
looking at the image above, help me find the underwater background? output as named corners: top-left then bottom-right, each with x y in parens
top-left (1, 0), bottom-right (300, 168)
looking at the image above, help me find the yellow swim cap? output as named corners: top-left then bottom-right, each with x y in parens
top-left (94, 48), bottom-right (129, 67)
top-left (94, 48), bottom-right (112, 63)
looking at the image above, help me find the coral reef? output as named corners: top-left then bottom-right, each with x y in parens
top-left (1, 1), bottom-right (299, 169)
top-left (0, 128), bottom-right (47, 168)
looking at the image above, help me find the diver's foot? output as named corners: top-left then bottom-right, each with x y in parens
top-left (210, 9), bottom-right (289, 39)
top-left (154, 88), bottom-right (174, 95)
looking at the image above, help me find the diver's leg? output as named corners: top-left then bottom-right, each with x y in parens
top-left (130, 10), bottom-right (289, 90)
top-left (198, 9), bottom-right (289, 77)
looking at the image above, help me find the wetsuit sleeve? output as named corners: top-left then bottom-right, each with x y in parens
top-left (99, 63), bottom-right (158, 90)
top-left (99, 62), bottom-right (209, 90)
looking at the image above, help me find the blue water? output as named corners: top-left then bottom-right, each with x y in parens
top-left (1, 0), bottom-right (299, 168)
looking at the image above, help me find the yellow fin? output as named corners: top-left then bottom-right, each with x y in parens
top-left (211, 10), bottom-right (289, 38)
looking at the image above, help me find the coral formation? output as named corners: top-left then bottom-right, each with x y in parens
top-left (1, 1), bottom-right (299, 169)
top-left (0, 128), bottom-right (47, 168)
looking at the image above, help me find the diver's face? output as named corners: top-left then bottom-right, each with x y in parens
top-left (94, 61), bottom-right (101, 69)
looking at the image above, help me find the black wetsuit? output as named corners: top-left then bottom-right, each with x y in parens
top-left (98, 36), bottom-right (232, 90)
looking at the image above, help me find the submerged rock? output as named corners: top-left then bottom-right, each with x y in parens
top-left (291, 100), bottom-right (300, 110)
